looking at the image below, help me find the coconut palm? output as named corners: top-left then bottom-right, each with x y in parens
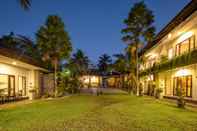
top-left (68, 49), bottom-right (90, 77)
top-left (18, 0), bottom-right (31, 10)
top-left (113, 53), bottom-right (129, 73)
top-left (98, 54), bottom-right (112, 73)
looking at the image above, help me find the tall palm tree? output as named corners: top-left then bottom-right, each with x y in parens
top-left (98, 54), bottom-right (112, 74)
top-left (18, 0), bottom-right (31, 10)
top-left (122, 1), bottom-right (155, 95)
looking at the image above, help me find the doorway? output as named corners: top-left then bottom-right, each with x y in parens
top-left (8, 75), bottom-right (15, 97)
top-left (173, 75), bottom-right (192, 97)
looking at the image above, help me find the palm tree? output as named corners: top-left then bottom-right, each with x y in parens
top-left (18, 0), bottom-right (31, 10)
top-left (98, 54), bottom-right (112, 74)
top-left (16, 35), bottom-right (41, 59)
top-left (113, 53), bottom-right (128, 73)
top-left (68, 49), bottom-right (90, 77)
top-left (122, 1), bottom-right (155, 95)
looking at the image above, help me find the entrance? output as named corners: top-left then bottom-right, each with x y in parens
top-left (18, 76), bottom-right (26, 96)
top-left (173, 75), bottom-right (192, 97)
top-left (8, 75), bottom-right (15, 97)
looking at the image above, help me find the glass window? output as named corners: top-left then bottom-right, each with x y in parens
top-left (0, 75), bottom-right (8, 95)
top-left (173, 75), bottom-right (192, 97)
top-left (175, 36), bottom-right (195, 56)
top-left (18, 76), bottom-right (26, 96)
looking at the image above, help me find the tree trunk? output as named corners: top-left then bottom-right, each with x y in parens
top-left (54, 58), bottom-right (58, 97)
top-left (136, 43), bottom-right (139, 96)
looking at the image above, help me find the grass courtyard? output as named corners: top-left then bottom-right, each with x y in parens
top-left (1, 94), bottom-right (197, 131)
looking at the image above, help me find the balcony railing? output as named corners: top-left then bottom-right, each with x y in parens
top-left (140, 49), bottom-right (197, 76)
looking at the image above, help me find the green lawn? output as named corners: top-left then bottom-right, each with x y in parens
top-left (1, 95), bottom-right (197, 131)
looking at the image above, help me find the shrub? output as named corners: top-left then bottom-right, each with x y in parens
top-left (58, 77), bottom-right (81, 95)
top-left (139, 83), bottom-right (143, 96)
top-left (176, 87), bottom-right (185, 108)
top-left (155, 88), bottom-right (163, 99)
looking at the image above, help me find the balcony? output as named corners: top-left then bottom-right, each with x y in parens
top-left (140, 49), bottom-right (197, 76)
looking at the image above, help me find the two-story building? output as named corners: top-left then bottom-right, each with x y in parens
top-left (140, 0), bottom-right (197, 101)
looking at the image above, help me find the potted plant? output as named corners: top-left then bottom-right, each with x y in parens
top-left (176, 87), bottom-right (185, 108)
top-left (29, 87), bottom-right (37, 100)
top-left (155, 88), bottom-right (163, 99)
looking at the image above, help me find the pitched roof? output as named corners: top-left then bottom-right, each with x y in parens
top-left (141, 0), bottom-right (197, 55)
top-left (0, 44), bottom-right (46, 69)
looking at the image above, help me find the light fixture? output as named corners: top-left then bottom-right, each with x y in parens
top-left (175, 69), bottom-right (190, 77)
top-left (168, 48), bottom-right (173, 59)
top-left (12, 61), bottom-right (17, 65)
top-left (177, 31), bottom-right (193, 43)
top-left (178, 31), bottom-right (182, 35)
top-left (168, 33), bottom-right (172, 39)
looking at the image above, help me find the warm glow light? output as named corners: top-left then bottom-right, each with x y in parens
top-left (12, 62), bottom-right (17, 65)
top-left (146, 53), bottom-right (157, 59)
top-left (175, 69), bottom-right (191, 77)
top-left (147, 75), bottom-right (153, 81)
top-left (168, 48), bottom-right (173, 59)
top-left (91, 76), bottom-right (98, 83)
top-left (83, 76), bottom-right (89, 84)
top-left (177, 31), bottom-right (193, 43)
top-left (168, 33), bottom-right (172, 39)
top-left (178, 31), bottom-right (182, 35)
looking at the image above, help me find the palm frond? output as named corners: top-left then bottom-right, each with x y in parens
top-left (19, 0), bottom-right (31, 10)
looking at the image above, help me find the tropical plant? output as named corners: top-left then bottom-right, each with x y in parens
top-left (113, 53), bottom-right (129, 73)
top-left (140, 49), bottom-right (197, 77)
top-left (122, 1), bottom-right (155, 95)
top-left (18, 0), bottom-right (31, 10)
top-left (36, 15), bottom-right (72, 96)
top-left (98, 54), bottom-right (112, 73)
top-left (58, 69), bottom-right (81, 95)
top-left (67, 49), bottom-right (90, 77)
top-left (176, 87), bottom-right (186, 108)
top-left (155, 87), bottom-right (163, 99)
top-left (1, 32), bottom-right (18, 48)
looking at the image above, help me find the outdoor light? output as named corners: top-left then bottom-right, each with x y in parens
top-left (168, 48), bottom-right (173, 59)
top-left (178, 31), bottom-right (182, 35)
top-left (175, 69), bottom-right (190, 77)
top-left (12, 61), bottom-right (17, 65)
top-left (168, 33), bottom-right (172, 39)
top-left (177, 31), bottom-right (193, 43)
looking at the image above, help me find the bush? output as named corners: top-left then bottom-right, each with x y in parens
top-left (139, 83), bottom-right (143, 96)
top-left (176, 87), bottom-right (185, 108)
top-left (155, 88), bottom-right (163, 99)
top-left (58, 76), bottom-right (81, 95)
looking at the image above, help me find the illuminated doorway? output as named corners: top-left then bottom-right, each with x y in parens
top-left (173, 75), bottom-right (192, 97)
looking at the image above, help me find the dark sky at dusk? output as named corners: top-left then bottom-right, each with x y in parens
top-left (0, 0), bottom-right (191, 63)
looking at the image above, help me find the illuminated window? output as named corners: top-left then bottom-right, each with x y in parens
top-left (173, 75), bottom-right (192, 97)
top-left (175, 36), bottom-right (195, 56)
top-left (168, 48), bottom-right (173, 59)
top-left (0, 75), bottom-right (8, 95)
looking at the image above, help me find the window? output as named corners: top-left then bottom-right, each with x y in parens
top-left (168, 48), bottom-right (173, 59)
top-left (173, 75), bottom-right (192, 97)
top-left (175, 36), bottom-right (195, 56)
top-left (0, 75), bottom-right (8, 95)
top-left (18, 76), bottom-right (26, 96)
top-left (0, 75), bottom-right (15, 96)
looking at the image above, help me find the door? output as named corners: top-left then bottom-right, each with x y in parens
top-left (173, 75), bottom-right (192, 97)
top-left (18, 76), bottom-right (26, 96)
top-left (8, 76), bottom-right (15, 97)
